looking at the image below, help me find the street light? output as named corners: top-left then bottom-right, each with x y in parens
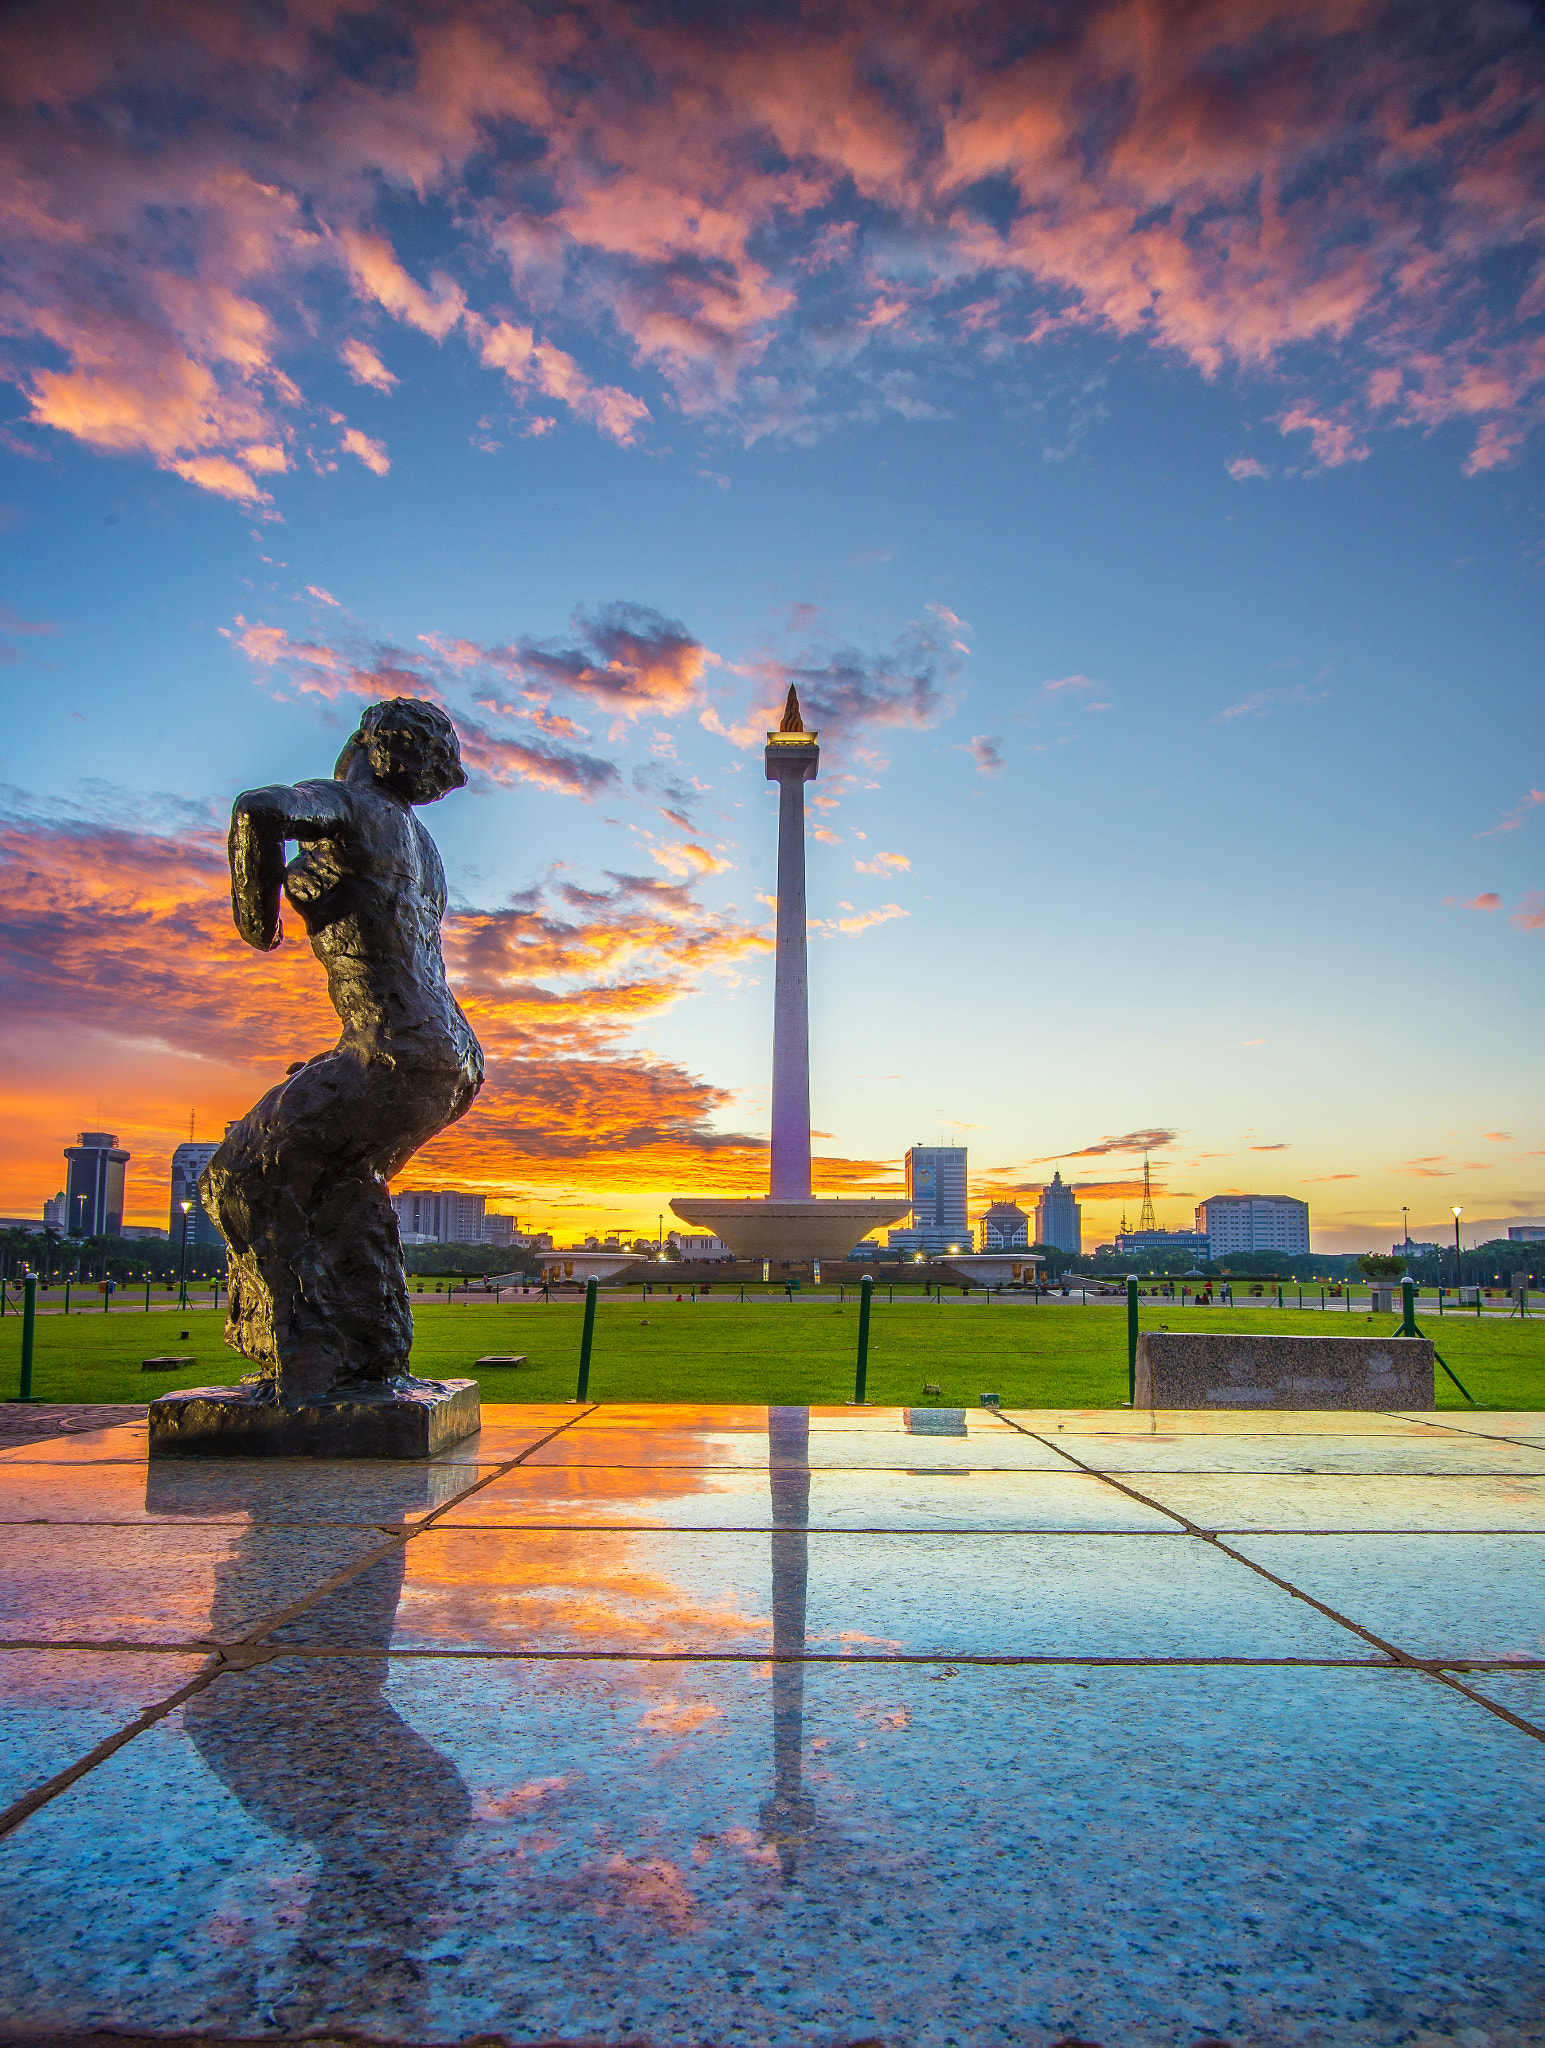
top-left (1452, 1205), bottom-right (1463, 1296)
top-left (176, 1200), bottom-right (192, 1309)
top-left (1401, 1205), bottom-right (1410, 1251)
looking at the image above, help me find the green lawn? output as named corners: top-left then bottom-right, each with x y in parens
top-left (2, 1296), bottom-right (1541, 1409)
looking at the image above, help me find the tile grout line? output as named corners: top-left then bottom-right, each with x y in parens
top-left (0, 1407), bottom-right (598, 1842)
top-left (993, 1410), bottom-right (1545, 1746)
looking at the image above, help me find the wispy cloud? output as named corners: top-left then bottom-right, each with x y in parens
top-left (1476, 788), bottom-right (1545, 838)
top-left (854, 851), bottom-right (910, 876)
top-left (1511, 890), bottom-right (1545, 932)
top-left (1215, 683), bottom-right (1330, 724)
top-left (1465, 891), bottom-right (1502, 911)
top-left (963, 735), bottom-right (1004, 776)
top-left (1037, 1128), bottom-right (1178, 1161)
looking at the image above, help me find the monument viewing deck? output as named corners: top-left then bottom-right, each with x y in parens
top-left (1, 1400), bottom-right (1543, 2044)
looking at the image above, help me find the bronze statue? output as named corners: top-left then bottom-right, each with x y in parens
top-left (150, 698), bottom-right (483, 1455)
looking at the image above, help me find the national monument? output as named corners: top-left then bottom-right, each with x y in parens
top-left (669, 687), bottom-right (909, 1262)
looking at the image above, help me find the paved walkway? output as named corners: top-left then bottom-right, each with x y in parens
top-left (0, 1402), bottom-right (1542, 2046)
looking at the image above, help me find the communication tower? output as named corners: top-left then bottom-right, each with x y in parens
top-left (1137, 1152), bottom-right (1157, 1234)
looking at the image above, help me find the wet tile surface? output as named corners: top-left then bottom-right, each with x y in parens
top-left (445, 1465), bottom-right (1177, 1531)
top-left (1003, 1407), bottom-right (1459, 1436)
top-left (3, 1403), bottom-right (1544, 2048)
top-left (2, 1658), bottom-right (1542, 2047)
top-left (1041, 1432), bottom-right (1545, 1474)
top-left (1228, 1533), bottom-right (1545, 1659)
top-left (0, 1458), bottom-right (497, 1524)
top-left (1135, 1471), bottom-right (1545, 1531)
top-left (0, 1523), bottom-right (392, 1645)
top-left (269, 1526), bottom-right (1361, 1658)
top-left (0, 1648), bottom-right (206, 1809)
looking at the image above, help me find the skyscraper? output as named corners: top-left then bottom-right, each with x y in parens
top-left (170, 1141), bottom-right (224, 1252)
top-left (1035, 1171), bottom-right (1081, 1257)
top-left (390, 1189), bottom-right (488, 1243)
top-left (887, 1145), bottom-right (972, 1256)
top-left (64, 1131), bottom-right (129, 1238)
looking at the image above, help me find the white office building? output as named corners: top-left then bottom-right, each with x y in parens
top-left (391, 1189), bottom-right (516, 1247)
top-left (1035, 1172), bottom-right (1081, 1257)
top-left (1196, 1195), bottom-right (1310, 1258)
top-left (888, 1145), bottom-right (973, 1256)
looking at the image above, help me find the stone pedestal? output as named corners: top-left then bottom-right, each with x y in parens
top-left (1135, 1332), bottom-right (1434, 1410)
top-left (147, 1377), bottom-right (480, 1458)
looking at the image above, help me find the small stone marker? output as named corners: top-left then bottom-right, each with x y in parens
top-left (476, 1354), bottom-right (528, 1367)
top-left (142, 1356), bottom-right (194, 1372)
top-left (1135, 1332), bottom-right (1434, 1410)
top-left (905, 1407), bottom-right (968, 1435)
top-left (978, 1392), bottom-right (1001, 1409)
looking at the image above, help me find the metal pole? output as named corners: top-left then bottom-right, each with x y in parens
top-left (145, 1279), bottom-right (151, 1311)
top-left (64, 1278), bottom-right (70, 1316)
top-left (854, 1273), bottom-right (872, 1405)
top-left (1400, 1277), bottom-right (1417, 1337)
top-left (19, 1276), bottom-right (36, 1401)
top-left (576, 1275), bottom-right (598, 1401)
top-left (1126, 1275), bottom-right (1138, 1406)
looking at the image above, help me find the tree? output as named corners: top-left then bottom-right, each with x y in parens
top-left (1357, 1253), bottom-right (1407, 1281)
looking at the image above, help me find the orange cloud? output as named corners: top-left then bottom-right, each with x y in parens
top-left (1512, 890), bottom-right (1545, 931)
top-left (1465, 891), bottom-right (1503, 911)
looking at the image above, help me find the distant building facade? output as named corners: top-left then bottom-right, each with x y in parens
top-left (1508, 1225), bottom-right (1545, 1242)
top-left (43, 1192), bottom-right (66, 1230)
top-left (390, 1190), bottom-right (519, 1246)
top-left (170, 1141), bottom-right (225, 1253)
top-left (1115, 1228), bottom-right (1210, 1263)
top-left (64, 1131), bottom-right (129, 1238)
top-left (1196, 1195), bottom-right (1310, 1258)
top-left (1034, 1172), bottom-right (1081, 1257)
top-left (979, 1201), bottom-right (1030, 1251)
top-left (889, 1144), bottom-right (972, 1257)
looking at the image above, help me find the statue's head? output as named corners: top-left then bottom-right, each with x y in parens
top-left (337, 698), bottom-right (468, 804)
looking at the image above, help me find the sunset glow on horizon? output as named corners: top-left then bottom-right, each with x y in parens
top-left (2, 0), bottom-right (1542, 1252)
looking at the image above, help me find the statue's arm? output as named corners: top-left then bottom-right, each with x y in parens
top-left (228, 780), bottom-right (351, 952)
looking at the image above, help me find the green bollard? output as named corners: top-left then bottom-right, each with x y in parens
top-left (1276, 1284), bottom-right (1284, 1310)
top-left (575, 1275), bottom-right (598, 1401)
top-left (1400, 1277), bottom-right (1417, 1338)
top-left (1126, 1274), bottom-right (1139, 1406)
top-left (19, 1276), bottom-right (36, 1401)
top-left (854, 1274), bottom-right (872, 1405)
top-left (64, 1279), bottom-right (70, 1316)
top-left (145, 1280), bottom-right (151, 1311)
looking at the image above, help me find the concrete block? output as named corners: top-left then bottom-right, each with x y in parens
top-left (1135, 1332), bottom-right (1435, 1410)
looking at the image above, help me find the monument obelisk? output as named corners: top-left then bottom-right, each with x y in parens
top-left (670, 687), bottom-right (908, 1262)
top-left (767, 687), bottom-right (817, 1200)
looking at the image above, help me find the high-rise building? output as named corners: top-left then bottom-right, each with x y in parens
top-left (64, 1131), bottom-right (129, 1238)
top-left (887, 1145), bottom-right (972, 1256)
top-left (979, 1201), bottom-right (1030, 1250)
top-left (1196, 1195), bottom-right (1310, 1258)
top-left (42, 1192), bottom-right (66, 1230)
top-left (170, 1141), bottom-right (224, 1252)
top-left (390, 1189), bottom-right (488, 1244)
top-left (1034, 1171), bottom-right (1081, 1256)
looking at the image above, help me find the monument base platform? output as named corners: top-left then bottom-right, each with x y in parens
top-left (146, 1376), bottom-right (480, 1458)
top-left (668, 1194), bottom-right (909, 1263)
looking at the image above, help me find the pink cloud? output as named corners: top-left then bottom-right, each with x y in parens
top-left (1465, 891), bottom-right (1503, 911)
top-left (1477, 789), bottom-right (1545, 838)
top-left (1511, 890), bottom-right (1545, 931)
top-left (4, 2), bottom-right (1545, 501)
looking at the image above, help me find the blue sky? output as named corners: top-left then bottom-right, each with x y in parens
top-left (2, 0), bottom-right (1542, 1249)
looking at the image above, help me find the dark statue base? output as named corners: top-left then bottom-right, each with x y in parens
top-left (147, 1377), bottom-right (480, 1459)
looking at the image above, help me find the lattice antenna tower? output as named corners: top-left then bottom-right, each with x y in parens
top-left (1137, 1151), bottom-right (1157, 1235)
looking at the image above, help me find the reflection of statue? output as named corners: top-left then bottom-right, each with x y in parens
top-left (182, 1514), bottom-right (469, 2031)
top-left (150, 699), bottom-right (482, 1454)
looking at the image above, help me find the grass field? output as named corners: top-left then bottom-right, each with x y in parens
top-left (2, 1296), bottom-right (1541, 1409)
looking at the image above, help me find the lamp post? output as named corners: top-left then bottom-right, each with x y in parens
top-left (176, 1200), bottom-right (192, 1309)
top-left (1401, 1205), bottom-right (1410, 1252)
top-left (1452, 1206), bottom-right (1463, 1296)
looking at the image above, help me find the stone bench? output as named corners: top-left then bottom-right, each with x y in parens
top-left (1135, 1331), bottom-right (1435, 1410)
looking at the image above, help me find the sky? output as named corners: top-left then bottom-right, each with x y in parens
top-left (1, 0), bottom-right (1543, 1255)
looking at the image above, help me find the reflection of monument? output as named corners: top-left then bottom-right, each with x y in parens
top-left (760, 1405), bottom-right (816, 1880)
top-left (670, 688), bottom-right (908, 1262)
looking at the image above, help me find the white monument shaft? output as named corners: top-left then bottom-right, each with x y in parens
top-left (769, 742), bottom-right (814, 1199)
top-left (669, 685), bottom-right (909, 1261)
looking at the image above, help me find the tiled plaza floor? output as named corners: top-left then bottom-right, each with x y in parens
top-left (1, 1402), bottom-right (1543, 2048)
